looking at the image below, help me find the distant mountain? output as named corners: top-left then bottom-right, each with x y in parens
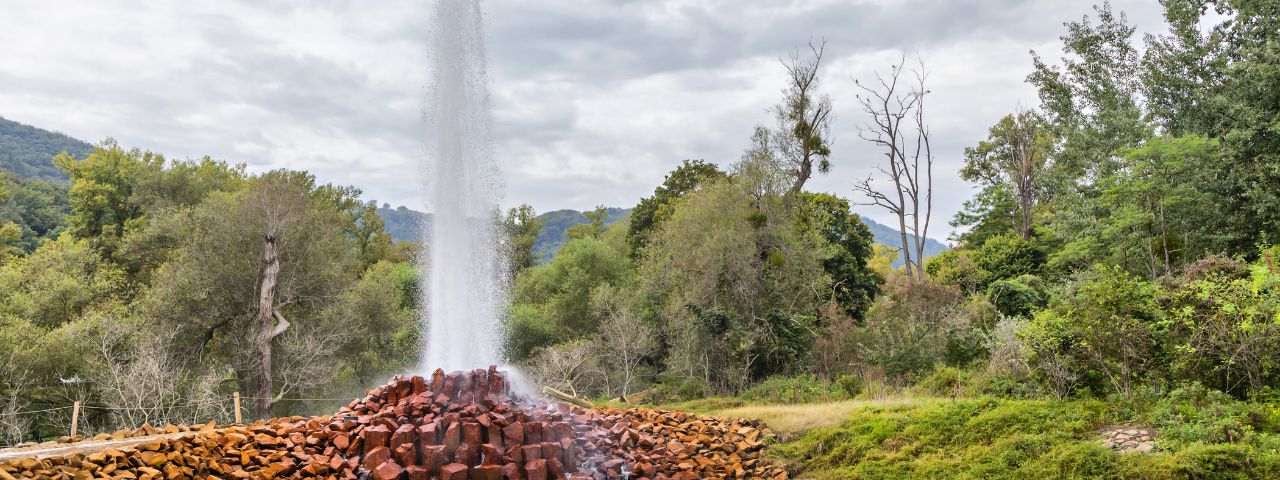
top-left (375, 204), bottom-right (428, 243)
top-left (858, 215), bottom-right (949, 267)
top-left (375, 205), bottom-right (946, 267)
top-left (532, 208), bottom-right (629, 262)
top-left (0, 116), bottom-right (91, 181)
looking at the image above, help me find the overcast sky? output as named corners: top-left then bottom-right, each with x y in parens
top-left (0, 0), bottom-right (1171, 240)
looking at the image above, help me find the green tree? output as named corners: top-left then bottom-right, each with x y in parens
top-left (638, 163), bottom-right (829, 391)
top-left (507, 234), bottom-right (632, 361)
top-left (626, 160), bottom-right (725, 258)
top-left (961, 111), bottom-right (1054, 240)
top-left (793, 192), bottom-right (880, 319)
top-left (142, 170), bottom-right (363, 416)
top-left (503, 204), bottom-right (541, 277)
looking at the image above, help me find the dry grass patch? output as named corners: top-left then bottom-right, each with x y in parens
top-left (706, 398), bottom-right (923, 436)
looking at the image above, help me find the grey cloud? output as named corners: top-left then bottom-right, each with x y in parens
top-left (1, 0), bottom-right (1174, 238)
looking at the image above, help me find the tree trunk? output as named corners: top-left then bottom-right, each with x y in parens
top-left (254, 234), bottom-right (281, 417)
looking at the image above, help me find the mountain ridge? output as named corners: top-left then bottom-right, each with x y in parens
top-left (374, 204), bottom-right (946, 266)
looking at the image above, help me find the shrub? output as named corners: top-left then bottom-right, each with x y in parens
top-left (835, 374), bottom-right (864, 398)
top-left (1023, 265), bottom-right (1163, 397)
top-left (739, 374), bottom-right (847, 404)
top-left (1164, 253), bottom-right (1280, 397)
top-left (1146, 383), bottom-right (1280, 450)
top-left (913, 366), bottom-right (968, 397)
top-left (843, 274), bottom-right (970, 382)
top-left (986, 274), bottom-right (1048, 318)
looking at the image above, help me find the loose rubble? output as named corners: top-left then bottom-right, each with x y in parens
top-left (0, 366), bottom-right (788, 479)
top-left (1101, 426), bottom-right (1156, 453)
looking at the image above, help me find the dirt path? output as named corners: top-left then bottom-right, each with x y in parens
top-left (0, 430), bottom-right (208, 462)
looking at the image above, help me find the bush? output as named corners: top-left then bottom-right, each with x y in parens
top-left (913, 366), bottom-right (968, 397)
top-left (842, 274), bottom-right (971, 382)
top-left (739, 374), bottom-right (848, 404)
top-left (1164, 253), bottom-right (1280, 398)
top-left (1146, 383), bottom-right (1280, 450)
top-left (1023, 265), bottom-right (1163, 397)
top-left (986, 274), bottom-right (1048, 318)
top-left (835, 374), bottom-right (863, 398)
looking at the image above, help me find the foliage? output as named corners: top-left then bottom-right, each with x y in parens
top-left (987, 274), bottom-right (1049, 318)
top-left (506, 223), bottom-right (635, 364)
top-left (1023, 265), bottom-right (1164, 397)
top-left (626, 159), bottom-right (725, 258)
top-left (777, 396), bottom-right (1280, 479)
top-left (638, 157), bottom-right (828, 392)
top-left (1164, 251), bottom-right (1280, 397)
top-left (0, 116), bottom-right (91, 180)
top-left (739, 374), bottom-right (848, 404)
top-left (792, 192), bottom-right (880, 319)
top-left (838, 274), bottom-right (973, 382)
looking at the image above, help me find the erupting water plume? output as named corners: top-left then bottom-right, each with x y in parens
top-left (421, 0), bottom-right (506, 372)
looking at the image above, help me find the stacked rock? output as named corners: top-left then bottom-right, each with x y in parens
top-left (1, 366), bottom-right (791, 480)
top-left (337, 366), bottom-right (590, 480)
top-left (574, 408), bottom-right (788, 480)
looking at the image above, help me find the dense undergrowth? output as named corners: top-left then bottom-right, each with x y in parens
top-left (765, 386), bottom-right (1280, 479)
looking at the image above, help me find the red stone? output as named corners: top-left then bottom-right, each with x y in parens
top-left (362, 446), bottom-right (391, 471)
top-left (412, 375), bottom-right (427, 394)
top-left (525, 422), bottom-right (543, 443)
top-left (421, 445), bottom-right (446, 474)
top-left (406, 465), bottom-right (430, 480)
top-left (502, 422), bottom-right (524, 446)
top-left (540, 442), bottom-right (561, 465)
top-left (395, 442), bottom-right (417, 467)
top-left (392, 423), bottom-right (417, 449)
top-left (441, 462), bottom-right (469, 480)
top-left (547, 458), bottom-right (565, 480)
top-left (525, 459), bottom-right (548, 480)
top-left (431, 369), bottom-right (446, 392)
top-left (521, 444), bottom-right (542, 461)
top-left (444, 422), bottom-right (462, 455)
top-left (471, 464), bottom-right (502, 480)
top-left (559, 438), bottom-right (576, 472)
top-left (374, 460), bottom-right (404, 480)
top-left (462, 422), bottom-right (483, 446)
top-left (363, 424), bottom-right (392, 450)
top-left (418, 423), bottom-right (439, 446)
top-left (487, 424), bottom-right (504, 449)
top-left (504, 444), bottom-right (524, 465)
top-left (481, 444), bottom-right (503, 465)
top-left (455, 443), bottom-right (478, 467)
top-left (501, 463), bottom-right (521, 480)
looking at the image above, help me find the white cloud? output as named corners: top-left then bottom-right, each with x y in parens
top-left (0, 0), bottom-right (1170, 238)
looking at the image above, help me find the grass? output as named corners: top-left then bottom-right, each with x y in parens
top-left (658, 393), bottom-right (1280, 479)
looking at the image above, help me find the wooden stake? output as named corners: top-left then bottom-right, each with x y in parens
top-left (69, 401), bottom-right (80, 438)
top-left (233, 392), bottom-right (242, 424)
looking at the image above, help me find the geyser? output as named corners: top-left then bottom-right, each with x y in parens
top-left (421, 0), bottom-right (505, 372)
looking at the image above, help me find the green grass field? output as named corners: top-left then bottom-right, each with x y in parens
top-left (675, 393), bottom-right (1280, 479)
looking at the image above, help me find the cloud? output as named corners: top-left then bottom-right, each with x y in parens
top-left (0, 0), bottom-right (1169, 239)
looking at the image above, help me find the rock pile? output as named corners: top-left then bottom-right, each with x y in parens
top-left (576, 408), bottom-right (788, 480)
top-left (0, 366), bottom-right (790, 480)
top-left (1101, 426), bottom-right (1156, 453)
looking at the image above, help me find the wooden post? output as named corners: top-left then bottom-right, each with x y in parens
top-left (233, 392), bottom-right (242, 424)
top-left (70, 401), bottom-right (80, 438)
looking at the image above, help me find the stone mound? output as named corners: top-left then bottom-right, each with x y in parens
top-left (0, 366), bottom-right (789, 479)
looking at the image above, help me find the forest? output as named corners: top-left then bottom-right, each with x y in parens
top-left (2, 0), bottom-right (1280, 478)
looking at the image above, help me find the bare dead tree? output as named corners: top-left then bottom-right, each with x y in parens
top-left (594, 302), bottom-right (657, 399)
top-left (527, 340), bottom-right (600, 398)
top-left (272, 327), bottom-right (343, 407)
top-left (774, 39), bottom-right (834, 194)
top-left (0, 353), bottom-right (32, 445)
top-left (248, 175), bottom-right (304, 417)
top-left (853, 56), bottom-right (935, 279)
